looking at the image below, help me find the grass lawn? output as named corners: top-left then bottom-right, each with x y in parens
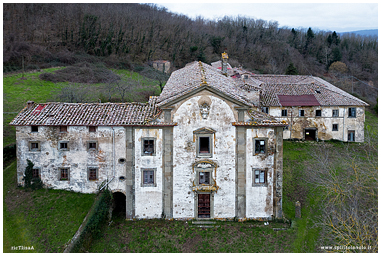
top-left (3, 161), bottom-right (96, 253)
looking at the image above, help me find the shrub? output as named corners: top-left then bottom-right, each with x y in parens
top-left (22, 159), bottom-right (43, 191)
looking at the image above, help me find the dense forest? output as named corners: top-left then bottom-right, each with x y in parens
top-left (3, 3), bottom-right (378, 100)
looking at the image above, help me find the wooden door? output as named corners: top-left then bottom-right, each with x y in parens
top-left (198, 194), bottom-right (210, 218)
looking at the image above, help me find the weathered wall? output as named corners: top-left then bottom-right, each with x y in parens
top-left (134, 128), bottom-right (163, 218)
top-left (246, 127), bottom-right (275, 218)
top-left (171, 90), bottom-right (237, 219)
top-left (16, 126), bottom-right (126, 193)
top-left (270, 106), bottom-right (365, 142)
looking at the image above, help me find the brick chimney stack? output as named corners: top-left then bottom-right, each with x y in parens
top-left (221, 52), bottom-right (229, 76)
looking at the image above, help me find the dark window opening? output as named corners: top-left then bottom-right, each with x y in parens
top-left (89, 126), bottom-right (96, 132)
top-left (112, 192), bottom-right (126, 218)
top-left (32, 168), bottom-right (39, 178)
top-left (348, 131), bottom-right (355, 142)
top-left (143, 140), bottom-right (154, 155)
top-left (299, 110), bottom-right (305, 117)
top-left (254, 170), bottom-right (266, 184)
top-left (31, 142), bottom-right (39, 149)
top-left (88, 142), bottom-right (97, 149)
top-left (89, 168), bottom-right (97, 180)
top-left (118, 158), bottom-right (126, 164)
top-left (60, 142), bottom-right (68, 149)
top-left (255, 140), bottom-right (266, 154)
top-left (348, 108), bottom-right (356, 118)
top-left (60, 126), bottom-right (67, 133)
top-left (262, 107), bottom-right (269, 114)
top-left (143, 170), bottom-right (154, 184)
top-left (199, 137), bottom-right (210, 153)
top-left (199, 172), bottom-right (210, 185)
top-left (332, 124), bottom-right (338, 131)
top-left (316, 110), bottom-right (322, 117)
top-left (332, 109), bottom-right (339, 117)
top-left (305, 129), bottom-right (316, 141)
top-left (60, 168), bottom-right (69, 180)
top-left (31, 126), bottom-right (38, 132)
top-left (281, 109), bottom-right (287, 117)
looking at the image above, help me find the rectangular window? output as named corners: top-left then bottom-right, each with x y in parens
top-left (254, 139), bottom-right (266, 154)
top-left (348, 108), bottom-right (356, 118)
top-left (88, 168), bottom-right (97, 181)
top-left (316, 110), bottom-right (322, 117)
top-left (348, 130), bottom-right (355, 142)
top-left (199, 172), bottom-right (210, 185)
top-left (281, 109), bottom-right (287, 117)
top-left (29, 141), bottom-right (40, 151)
top-left (142, 139), bottom-right (155, 156)
top-left (253, 169), bottom-right (267, 185)
top-left (332, 109), bottom-right (339, 117)
top-left (88, 141), bottom-right (98, 150)
top-left (261, 107), bottom-right (269, 114)
top-left (32, 168), bottom-right (39, 178)
top-left (332, 124), bottom-right (338, 131)
top-left (60, 126), bottom-right (67, 133)
top-left (89, 126), bottom-right (97, 133)
top-left (60, 168), bottom-right (69, 181)
top-left (199, 137), bottom-right (210, 153)
top-left (31, 126), bottom-right (38, 132)
top-left (141, 169), bottom-right (156, 187)
top-left (299, 110), bottom-right (305, 117)
top-left (59, 142), bottom-right (68, 150)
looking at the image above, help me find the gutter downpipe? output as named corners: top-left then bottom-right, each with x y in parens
top-left (343, 107), bottom-right (346, 142)
top-left (100, 127), bottom-right (116, 191)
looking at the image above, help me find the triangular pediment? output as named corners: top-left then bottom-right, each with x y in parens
top-left (193, 127), bottom-right (216, 134)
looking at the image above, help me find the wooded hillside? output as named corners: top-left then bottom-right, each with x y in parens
top-left (3, 3), bottom-right (378, 90)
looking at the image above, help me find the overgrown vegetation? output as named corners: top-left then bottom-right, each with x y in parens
top-left (23, 159), bottom-right (43, 191)
top-left (72, 188), bottom-right (112, 252)
top-left (3, 161), bottom-right (96, 252)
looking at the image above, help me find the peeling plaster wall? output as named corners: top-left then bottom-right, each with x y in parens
top-left (172, 90), bottom-right (237, 219)
top-left (270, 106), bottom-right (365, 142)
top-left (134, 128), bottom-right (163, 218)
top-left (16, 126), bottom-right (126, 193)
top-left (246, 128), bottom-right (275, 218)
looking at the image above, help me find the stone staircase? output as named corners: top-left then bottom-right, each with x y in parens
top-left (189, 220), bottom-right (220, 228)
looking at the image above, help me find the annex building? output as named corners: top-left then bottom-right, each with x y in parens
top-left (10, 54), bottom-right (368, 220)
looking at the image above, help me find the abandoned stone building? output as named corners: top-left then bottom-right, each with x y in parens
top-left (11, 54), bottom-right (368, 220)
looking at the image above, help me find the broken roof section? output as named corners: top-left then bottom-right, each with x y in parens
top-left (255, 75), bottom-right (369, 107)
top-left (10, 97), bottom-right (175, 126)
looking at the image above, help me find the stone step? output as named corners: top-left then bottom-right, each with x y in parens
top-left (191, 221), bottom-right (216, 225)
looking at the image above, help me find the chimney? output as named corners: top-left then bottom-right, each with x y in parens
top-left (221, 52), bottom-right (229, 76)
top-left (27, 101), bottom-right (34, 109)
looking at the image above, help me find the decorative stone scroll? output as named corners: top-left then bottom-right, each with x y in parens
top-left (199, 103), bottom-right (210, 119)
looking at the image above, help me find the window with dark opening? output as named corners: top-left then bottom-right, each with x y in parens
top-left (316, 110), bottom-right (322, 117)
top-left (60, 126), bottom-right (67, 133)
top-left (332, 124), bottom-right (338, 131)
top-left (88, 142), bottom-right (97, 150)
top-left (262, 107), bottom-right (269, 114)
top-left (31, 142), bottom-right (39, 150)
top-left (332, 109), bottom-right (339, 117)
top-left (143, 139), bottom-right (154, 155)
top-left (199, 172), bottom-right (210, 185)
top-left (60, 142), bottom-right (68, 150)
top-left (143, 170), bottom-right (154, 184)
top-left (348, 130), bottom-right (355, 142)
top-left (89, 126), bottom-right (97, 132)
top-left (32, 168), bottom-right (39, 178)
top-left (299, 110), bottom-right (305, 117)
top-left (255, 139), bottom-right (266, 154)
top-left (31, 126), bottom-right (38, 132)
top-left (254, 170), bottom-right (266, 184)
top-left (199, 137), bottom-right (210, 154)
top-left (281, 109), bottom-right (287, 117)
top-left (60, 168), bottom-right (69, 180)
top-left (89, 168), bottom-right (97, 180)
top-left (348, 108), bottom-right (356, 118)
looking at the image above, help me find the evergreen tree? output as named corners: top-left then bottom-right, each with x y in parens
top-left (23, 159), bottom-right (43, 190)
top-left (285, 63), bottom-right (298, 75)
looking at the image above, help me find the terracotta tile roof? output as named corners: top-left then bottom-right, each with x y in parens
top-left (241, 109), bottom-right (288, 127)
top-left (157, 61), bottom-right (254, 107)
top-left (254, 75), bottom-right (369, 107)
top-left (10, 97), bottom-right (176, 126)
top-left (278, 95), bottom-right (320, 106)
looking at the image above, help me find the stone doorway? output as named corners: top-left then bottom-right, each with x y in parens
top-left (112, 192), bottom-right (126, 218)
top-left (198, 194), bottom-right (210, 218)
top-left (304, 128), bottom-right (317, 141)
